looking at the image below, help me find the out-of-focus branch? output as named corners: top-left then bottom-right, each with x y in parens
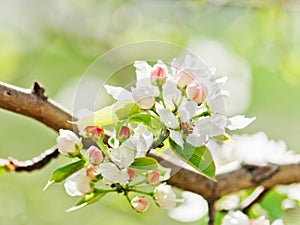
top-left (1, 81), bottom-right (300, 202)
top-left (0, 81), bottom-right (76, 132)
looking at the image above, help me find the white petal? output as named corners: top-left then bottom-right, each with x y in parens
top-left (221, 211), bottom-right (249, 225)
top-left (170, 130), bottom-right (184, 148)
top-left (134, 61), bottom-right (152, 81)
top-left (272, 219), bottom-right (284, 225)
top-left (179, 101), bottom-right (197, 122)
top-left (216, 76), bottom-right (228, 86)
top-left (168, 192), bottom-right (208, 222)
top-left (186, 134), bottom-right (207, 147)
top-left (227, 115), bottom-right (256, 130)
top-left (158, 108), bottom-right (179, 129)
top-left (104, 85), bottom-right (133, 101)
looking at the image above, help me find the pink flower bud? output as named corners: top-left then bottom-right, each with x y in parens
top-left (151, 66), bottom-right (167, 86)
top-left (146, 170), bottom-right (160, 185)
top-left (176, 70), bottom-right (194, 89)
top-left (86, 165), bottom-right (97, 181)
top-left (87, 146), bottom-right (103, 165)
top-left (127, 168), bottom-right (137, 180)
top-left (84, 126), bottom-right (104, 140)
top-left (118, 126), bottom-right (131, 141)
top-left (131, 197), bottom-right (149, 213)
top-left (186, 81), bottom-right (206, 104)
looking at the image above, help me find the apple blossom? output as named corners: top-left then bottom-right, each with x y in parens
top-left (56, 129), bottom-right (81, 156)
top-left (86, 146), bottom-right (103, 165)
top-left (97, 162), bottom-right (129, 185)
top-left (186, 81), bottom-right (206, 104)
top-left (154, 184), bottom-right (176, 209)
top-left (131, 86), bottom-right (156, 109)
top-left (131, 197), bottom-right (150, 213)
top-left (146, 171), bottom-right (160, 185)
top-left (84, 126), bottom-right (104, 140)
top-left (221, 211), bottom-right (250, 225)
top-left (64, 169), bottom-right (91, 197)
top-left (86, 165), bottom-right (97, 181)
top-left (118, 126), bottom-right (131, 141)
top-left (151, 66), bottom-right (167, 86)
top-left (127, 168), bottom-right (137, 180)
top-left (176, 70), bottom-right (195, 89)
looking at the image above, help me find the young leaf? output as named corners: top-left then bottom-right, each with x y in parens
top-left (129, 157), bottom-right (158, 171)
top-left (74, 105), bottom-right (117, 127)
top-left (44, 159), bottom-right (86, 190)
top-left (67, 189), bottom-right (107, 212)
top-left (114, 101), bottom-right (140, 120)
top-left (169, 138), bottom-right (215, 180)
top-left (129, 113), bottom-right (162, 135)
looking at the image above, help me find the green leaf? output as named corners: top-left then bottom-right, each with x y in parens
top-left (129, 157), bottom-right (158, 171)
top-left (128, 113), bottom-right (162, 136)
top-left (44, 160), bottom-right (86, 191)
top-left (74, 105), bottom-right (117, 127)
top-left (114, 101), bottom-right (140, 120)
top-left (169, 138), bottom-right (215, 179)
top-left (67, 189), bottom-right (107, 212)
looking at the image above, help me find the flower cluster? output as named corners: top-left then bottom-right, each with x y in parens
top-left (222, 211), bottom-right (284, 225)
top-left (47, 55), bottom-right (255, 213)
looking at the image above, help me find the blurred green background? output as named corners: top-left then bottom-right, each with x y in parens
top-left (1, 0), bottom-right (300, 224)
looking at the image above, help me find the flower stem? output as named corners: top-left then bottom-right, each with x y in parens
top-left (158, 86), bottom-right (167, 108)
top-left (177, 91), bottom-right (185, 109)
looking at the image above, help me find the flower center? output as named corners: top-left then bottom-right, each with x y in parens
top-left (179, 120), bottom-right (194, 136)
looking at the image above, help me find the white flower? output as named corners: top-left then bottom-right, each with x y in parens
top-left (110, 144), bottom-right (135, 169)
top-left (131, 85), bottom-right (156, 109)
top-left (154, 184), bottom-right (176, 209)
top-left (277, 183), bottom-right (300, 201)
top-left (272, 219), bottom-right (284, 225)
top-left (97, 162), bottom-right (129, 185)
top-left (221, 211), bottom-right (249, 225)
top-left (168, 191), bottom-right (208, 222)
top-left (123, 124), bottom-right (153, 157)
top-left (227, 115), bottom-right (256, 130)
top-left (219, 132), bottom-right (299, 165)
top-left (250, 216), bottom-right (270, 225)
top-left (56, 129), bottom-right (81, 156)
top-left (64, 169), bottom-right (91, 197)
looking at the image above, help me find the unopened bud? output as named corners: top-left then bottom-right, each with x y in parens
top-left (127, 168), bottom-right (137, 180)
top-left (118, 126), bottom-right (131, 141)
top-left (84, 126), bottom-right (104, 140)
top-left (87, 146), bottom-right (103, 165)
top-left (176, 71), bottom-right (194, 89)
top-left (151, 66), bottom-right (167, 86)
top-left (146, 170), bottom-right (160, 185)
top-left (131, 197), bottom-right (149, 213)
top-left (186, 81), bottom-right (206, 105)
top-left (86, 165), bottom-right (97, 181)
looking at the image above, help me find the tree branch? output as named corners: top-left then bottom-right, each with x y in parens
top-left (1, 81), bottom-right (300, 203)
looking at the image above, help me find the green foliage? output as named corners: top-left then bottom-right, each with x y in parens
top-left (115, 101), bottom-right (140, 120)
top-left (129, 157), bottom-right (158, 171)
top-left (48, 160), bottom-right (86, 184)
top-left (67, 189), bottom-right (108, 212)
top-left (169, 138), bottom-right (215, 179)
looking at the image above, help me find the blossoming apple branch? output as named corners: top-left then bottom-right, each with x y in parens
top-left (0, 56), bottom-right (299, 224)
